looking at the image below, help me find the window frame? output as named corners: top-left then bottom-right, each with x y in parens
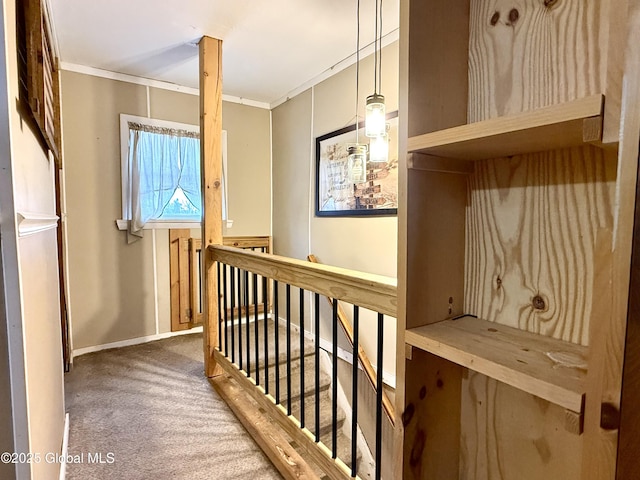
top-left (119, 114), bottom-right (205, 229)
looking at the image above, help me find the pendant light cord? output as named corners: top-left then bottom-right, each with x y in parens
top-left (374, 0), bottom-right (378, 95)
top-left (379, 0), bottom-right (383, 94)
top-left (356, 0), bottom-right (361, 144)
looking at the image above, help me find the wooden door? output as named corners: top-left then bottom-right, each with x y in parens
top-left (170, 229), bottom-right (200, 331)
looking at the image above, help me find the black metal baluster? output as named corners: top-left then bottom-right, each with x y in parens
top-left (375, 313), bottom-right (384, 480)
top-left (223, 264), bottom-right (229, 357)
top-left (254, 273), bottom-right (259, 386)
top-left (237, 268), bottom-right (243, 370)
top-left (286, 284), bottom-right (292, 415)
top-left (332, 298), bottom-right (338, 459)
top-left (299, 288), bottom-right (305, 429)
top-left (263, 276), bottom-right (269, 395)
top-left (274, 281), bottom-right (280, 404)
top-left (217, 262), bottom-right (222, 350)
top-left (351, 306), bottom-right (360, 477)
top-left (230, 267), bottom-right (235, 363)
top-left (245, 270), bottom-right (250, 378)
top-left (314, 293), bottom-right (320, 443)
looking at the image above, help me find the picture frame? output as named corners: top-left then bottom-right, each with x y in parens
top-left (315, 111), bottom-right (398, 217)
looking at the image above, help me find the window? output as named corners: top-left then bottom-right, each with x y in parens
top-left (119, 114), bottom-right (228, 232)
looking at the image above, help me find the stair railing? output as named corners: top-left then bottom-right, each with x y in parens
top-left (307, 254), bottom-right (396, 428)
top-left (209, 244), bottom-right (397, 480)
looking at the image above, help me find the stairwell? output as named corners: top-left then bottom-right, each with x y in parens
top-left (223, 316), bottom-right (376, 479)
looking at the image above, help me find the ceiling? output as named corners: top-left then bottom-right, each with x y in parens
top-left (48, 0), bottom-right (400, 106)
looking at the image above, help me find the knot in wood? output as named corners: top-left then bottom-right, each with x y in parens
top-left (544, 0), bottom-right (559, 8)
top-left (490, 11), bottom-right (500, 26)
top-left (532, 295), bottom-right (546, 310)
top-left (213, 180), bottom-right (221, 188)
top-left (600, 403), bottom-right (620, 430)
top-left (508, 8), bottom-right (519, 24)
top-left (402, 403), bottom-right (415, 427)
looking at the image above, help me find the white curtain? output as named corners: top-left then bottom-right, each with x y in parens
top-left (128, 124), bottom-right (201, 239)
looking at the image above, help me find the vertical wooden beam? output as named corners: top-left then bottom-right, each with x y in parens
top-left (616, 135), bottom-right (640, 479)
top-left (199, 36), bottom-right (224, 377)
top-left (602, 0), bottom-right (629, 145)
top-left (615, 1), bottom-right (640, 477)
top-left (583, 1), bottom-right (640, 477)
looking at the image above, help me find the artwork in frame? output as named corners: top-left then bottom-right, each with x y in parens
top-left (315, 111), bottom-right (398, 217)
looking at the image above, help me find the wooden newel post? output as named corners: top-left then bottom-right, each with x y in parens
top-left (199, 36), bottom-right (224, 377)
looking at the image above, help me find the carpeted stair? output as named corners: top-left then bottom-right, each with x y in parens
top-left (223, 317), bottom-right (372, 478)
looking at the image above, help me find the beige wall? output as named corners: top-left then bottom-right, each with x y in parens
top-left (0, 0), bottom-right (66, 478)
top-left (271, 43), bottom-right (399, 381)
top-left (271, 89), bottom-right (312, 260)
top-left (222, 102), bottom-right (272, 236)
top-left (0, 253), bottom-right (14, 480)
top-left (62, 71), bottom-right (272, 350)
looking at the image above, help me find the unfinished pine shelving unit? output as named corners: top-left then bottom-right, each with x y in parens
top-left (396, 0), bottom-right (640, 478)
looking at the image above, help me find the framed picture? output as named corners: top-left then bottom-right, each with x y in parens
top-left (315, 111), bottom-right (398, 217)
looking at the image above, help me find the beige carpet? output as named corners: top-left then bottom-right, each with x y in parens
top-left (64, 333), bottom-right (283, 480)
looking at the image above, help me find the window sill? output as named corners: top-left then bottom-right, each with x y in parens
top-left (115, 219), bottom-right (233, 230)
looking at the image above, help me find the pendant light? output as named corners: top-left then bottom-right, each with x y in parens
top-left (348, 145), bottom-right (368, 183)
top-left (348, 0), bottom-right (368, 184)
top-left (365, 93), bottom-right (385, 138)
top-left (365, 0), bottom-right (385, 138)
top-left (369, 128), bottom-right (388, 163)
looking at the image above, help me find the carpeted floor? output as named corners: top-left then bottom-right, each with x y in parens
top-left (64, 333), bottom-right (283, 480)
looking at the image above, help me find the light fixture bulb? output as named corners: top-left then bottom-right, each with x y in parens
top-left (365, 94), bottom-right (386, 137)
top-left (347, 145), bottom-right (368, 184)
top-left (369, 132), bottom-right (389, 163)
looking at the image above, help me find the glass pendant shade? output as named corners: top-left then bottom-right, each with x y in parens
top-left (369, 132), bottom-right (389, 163)
top-left (347, 145), bottom-right (368, 184)
top-left (365, 94), bottom-right (386, 137)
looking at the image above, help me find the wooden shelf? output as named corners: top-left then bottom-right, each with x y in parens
top-left (407, 94), bottom-right (604, 161)
top-left (405, 316), bottom-right (587, 413)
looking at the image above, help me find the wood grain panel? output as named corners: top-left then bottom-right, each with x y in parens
top-left (406, 170), bottom-right (468, 328)
top-left (460, 373), bottom-right (582, 480)
top-left (408, 0), bottom-right (469, 136)
top-left (468, 0), bottom-right (604, 122)
top-left (464, 146), bottom-right (616, 345)
top-left (403, 349), bottom-right (462, 479)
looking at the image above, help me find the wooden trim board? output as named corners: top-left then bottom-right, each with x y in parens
top-left (210, 245), bottom-right (397, 317)
top-left (213, 350), bottom-right (359, 480)
top-left (405, 316), bottom-right (587, 413)
top-left (307, 254), bottom-right (396, 427)
top-left (210, 374), bottom-right (320, 480)
top-left (408, 94), bottom-right (604, 160)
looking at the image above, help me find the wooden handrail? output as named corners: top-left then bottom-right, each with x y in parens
top-left (308, 254), bottom-right (396, 427)
top-left (209, 245), bottom-right (397, 317)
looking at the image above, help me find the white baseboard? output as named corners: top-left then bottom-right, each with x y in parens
top-left (72, 326), bottom-right (203, 358)
top-left (59, 413), bottom-right (69, 480)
